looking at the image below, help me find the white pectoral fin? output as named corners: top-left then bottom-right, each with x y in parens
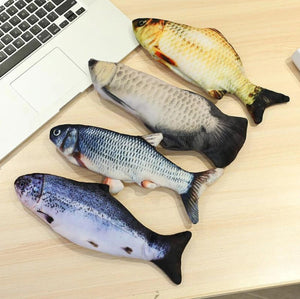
top-left (141, 133), bottom-right (163, 147)
top-left (103, 178), bottom-right (124, 194)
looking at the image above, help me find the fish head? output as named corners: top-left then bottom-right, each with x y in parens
top-left (49, 125), bottom-right (79, 156)
top-left (88, 59), bottom-right (117, 89)
top-left (132, 18), bottom-right (166, 52)
top-left (14, 174), bottom-right (44, 210)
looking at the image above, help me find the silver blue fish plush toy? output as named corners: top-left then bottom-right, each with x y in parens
top-left (88, 60), bottom-right (248, 168)
top-left (14, 173), bottom-right (192, 284)
top-left (49, 124), bottom-right (223, 224)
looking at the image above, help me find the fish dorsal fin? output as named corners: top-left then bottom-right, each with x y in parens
top-left (207, 28), bottom-right (242, 63)
top-left (142, 133), bottom-right (163, 147)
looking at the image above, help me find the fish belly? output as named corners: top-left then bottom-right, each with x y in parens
top-left (52, 212), bottom-right (165, 261)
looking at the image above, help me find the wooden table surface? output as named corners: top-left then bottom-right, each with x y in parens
top-left (1, 0), bottom-right (300, 298)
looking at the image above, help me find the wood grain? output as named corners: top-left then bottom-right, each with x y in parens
top-left (1, 0), bottom-right (300, 298)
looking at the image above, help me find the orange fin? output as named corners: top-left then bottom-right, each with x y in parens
top-left (103, 177), bottom-right (124, 194)
top-left (141, 180), bottom-right (158, 189)
top-left (155, 49), bottom-right (177, 66)
top-left (208, 89), bottom-right (227, 99)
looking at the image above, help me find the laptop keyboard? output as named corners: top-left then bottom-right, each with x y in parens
top-left (0, 0), bottom-right (85, 78)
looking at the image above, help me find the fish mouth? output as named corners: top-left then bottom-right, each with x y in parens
top-left (88, 58), bottom-right (97, 69)
top-left (14, 174), bottom-right (45, 208)
top-left (88, 60), bottom-right (118, 91)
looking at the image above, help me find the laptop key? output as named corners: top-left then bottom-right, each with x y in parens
top-left (0, 12), bottom-right (10, 22)
top-left (4, 0), bottom-right (14, 7)
top-left (36, 7), bottom-right (47, 18)
top-left (30, 24), bottom-right (42, 34)
top-left (15, 0), bottom-right (26, 9)
top-left (4, 44), bottom-right (16, 55)
top-left (0, 42), bottom-right (4, 50)
top-left (19, 21), bottom-right (30, 31)
top-left (52, 0), bottom-right (64, 5)
top-left (0, 38), bottom-right (41, 78)
top-left (76, 7), bottom-right (85, 15)
top-left (47, 23), bottom-right (60, 35)
top-left (38, 18), bottom-right (50, 28)
top-left (27, 14), bottom-right (38, 24)
top-left (35, 0), bottom-right (46, 6)
top-left (13, 37), bottom-right (25, 48)
top-left (1, 22), bottom-right (13, 33)
top-left (56, 0), bottom-right (76, 16)
top-left (25, 0), bottom-right (33, 3)
top-left (47, 11), bottom-right (58, 22)
top-left (44, 2), bottom-right (55, 12)
top-left (21, 31), bottom-right (33, 41)
top-left (37, 29), bottom-right (52, 43)
top-left (9, 15), bottom-right (22, 26)
top-left (7, 5), bottom-right (18, 16)
top-left (18, 9), bottom-right (29, 19)
top-left (59, 20), bottom-right (68, 28)
top-left (0, 6), bottom-right (5, 13)
top-left (1, 34), bottom-right (13, 44)
top-left (0, 51), bottom-right (7, 62)
top-left (27, 3), bottom-right (38, 13)
top-left (10, 27), bottom-right (22, 38)
top-left (64, 10), bottom-right (76, 22)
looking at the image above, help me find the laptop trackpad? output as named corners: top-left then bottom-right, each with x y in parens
top-left (11, 48), bottom-right (87, 113)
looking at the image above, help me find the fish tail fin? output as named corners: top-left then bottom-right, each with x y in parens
top-left (180, 168), bottom-right (224, 224)
top-left (236, 80), bottom-right (289, 124)
top-left (201, 114), bottom-right (248, 168)
top-left (246, 87), bottom-right (289, 124)
top-left (152, 231), bottom-right (192, 285)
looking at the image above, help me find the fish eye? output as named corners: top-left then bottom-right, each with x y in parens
top-left (53, 129), bottom-right (61, 137)
top-left (137, 19), bottom-right (147, 27)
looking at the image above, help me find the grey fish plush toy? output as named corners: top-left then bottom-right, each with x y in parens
top-left (49, 124), bottom-right (223, 224)
top-left (89, 59), bottom-right (248, 168)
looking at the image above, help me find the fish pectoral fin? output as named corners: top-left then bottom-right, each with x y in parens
top-left (141, 180), bottom-right (158, 189)
top-left (154, 48), bottom-right (177, 66)
top-left (154, 48), bottom-right (198, 85)
top-left (72, 152), bottom-right (87, 168)
top-left (141, 133), bottom-right (163, 147)
top-left (37, 210), bottom-right (54, 224)
top-left (88, 240), bottom-right (99, 248)
top-left (208, 89), bottom-right (227, 99)
top-left (103, 178), bottom-right (124, 194)
top-left (102, 87), bottom-right (139, 117)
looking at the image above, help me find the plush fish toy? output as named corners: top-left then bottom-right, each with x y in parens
top-left (88, 60), bottom-right (247, 168)
top-left (49, 124), bottom-right (223, 224)
top-left (132, 18), bottom-right (289, 124)
top-left (14, 174), bottom-right (192, 284)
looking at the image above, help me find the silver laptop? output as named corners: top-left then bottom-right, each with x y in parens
top-left (0, 0), bottom-right (138, 160)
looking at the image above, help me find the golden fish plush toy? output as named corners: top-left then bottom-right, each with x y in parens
top-left (132, 18), bottom-right (289, 124)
